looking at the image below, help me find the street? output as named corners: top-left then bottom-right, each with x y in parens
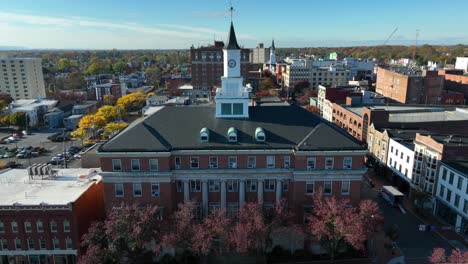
top-left (363, 173), bottom-right (453, 263)
top-left (0, 129), bottom-right (82, 168)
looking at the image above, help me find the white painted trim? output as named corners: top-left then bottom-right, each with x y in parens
top-left (0, 249), bottom-right (77, 256)
top-left (97, 152), bottom-right (172, 157)
top-left (295, 150), bottom-right (368, 156)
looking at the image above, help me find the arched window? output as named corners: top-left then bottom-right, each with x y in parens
top-left (255, 127), bottom-right (265, 142)
top-left (228, 127), bottom-right (237, 142)
top-left (200, 127), bottom-right (209, 142)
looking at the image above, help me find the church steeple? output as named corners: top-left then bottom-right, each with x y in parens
top-left (271, 39), bottom-right (275, 50)
top-left (225, 22), bottom-right (240, 50)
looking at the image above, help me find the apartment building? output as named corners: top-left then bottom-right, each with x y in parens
top-left (250, 43), bottom-right (270, 64)
top-left (434, 161), bottom-right (468, 238)
top-left (0, 58), bottom-right (46, 100)
top-left (0, 168), bottom-right (104, 264)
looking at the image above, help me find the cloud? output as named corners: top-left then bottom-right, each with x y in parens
top-left (192, 11), bottom-right (229, 18)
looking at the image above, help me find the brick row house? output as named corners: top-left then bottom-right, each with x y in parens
top-left (97, 22), bottom-right (368, 224)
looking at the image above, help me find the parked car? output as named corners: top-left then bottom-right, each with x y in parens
top-left (47, 157), bottom-right (64, 165)
top-left (16, 150), bottom-right (31, 159)
top-left (2, 161), bottom-right (19, 169)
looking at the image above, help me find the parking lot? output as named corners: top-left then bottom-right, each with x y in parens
top-left (0, 129), bottom-right (82, 169)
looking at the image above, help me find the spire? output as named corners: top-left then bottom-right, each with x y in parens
top-left (271, 39), bottom-right (275, 50)
top-left (225, 22), bottom-right (240, 50)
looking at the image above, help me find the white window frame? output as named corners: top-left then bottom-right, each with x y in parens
top-left (0, 221), bottom-right (4, 233)
top-left (37, 221), bottom-right (43, 233)
top-left (175, 157), bottom-right (181, 169)
top-left (227, 180), bottom-right (239, 192)
top-left (63, 221), bottom-right (70, 232)
top-left (131, 159), bottom-right (140, 171)
top-left (190, 157), bottom-right (199, 169)
top-left (115, 183), bottom-right (124, 197)
top-left (133, 183), bottom-right (142, 197)
top-left (27, 238), bottom-right (34, 249)
top-left (264, 179), bottom-right (275, 192)
top-left (246, 180), bottom-right (257, 192)
top-left (151, 183), bottom-right (160, 197)
top-left (341, 181), bottom-right (350, 195)
top-left (343, 157), bottom-right (352, 170)
top-left (324, 181), bottom-right (332, 195)
top-left (306, 182), bottom-right (315, 195)
top-left (39, 238), bottom-right (46, 249)
top-left (284, 156), bottom-right (290, 169)
top-left (248, 156), bottom-right (256, 168)
top-left (65, 237), bottom-right (73, 249)
top-left (266, 156), bottom-right (276, 168)
top-left (325, 158), bottom-right (334, 170)
top-left (307, 158), bottom-right (316, 170)
top-left (24, 222), bottom-right (32, 233)
top-left (50, 222), bottom-right (58, 233)
top-left (53, 238), bottom-right (60, 249)
top-left (11, 222), bottom-right (18, 233)
top-left (228, 156), bottom-right (237, 169)
top-left (149, 159), bottom-right (159, 171)
top-left (191, 180), bottom-right (202, 192)
top-left (14, 238), bottom-right (21, 250)
top-left (112, 159), bottom-right (122, 171)
top-left (1, 238), bottom-right (7, 250)
top-left (208, 180), bottom-right (220, 192)
top-left (209, 156), bottom-right (218, 168)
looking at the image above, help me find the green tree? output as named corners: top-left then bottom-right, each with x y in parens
top-left (9, 112), bottom-right (27, 128)
top-left (113, 61), bottom-right (128, 73)
top-left (57, 58), bottom-right (71, 72)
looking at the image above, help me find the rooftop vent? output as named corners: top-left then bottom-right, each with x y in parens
top-left (200, 127), bottom-right (209, 142)
top-left (228, 127), bottom-right (237, 142)
top-left (255, 127), bottom-right (266, 142)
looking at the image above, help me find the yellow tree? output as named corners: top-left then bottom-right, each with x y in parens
top-left (71, 127), bottom-right (86, 146)
top-left (78, 114), bottom-right (106, 129)
top-left (96, 105), bottom-right (126, 122)
top-left (102, 122), bottom-right (128, 138)
top-left (103, 94), bottom-right (116, 105)
top-left (116, 92), bottom-right (146, 112)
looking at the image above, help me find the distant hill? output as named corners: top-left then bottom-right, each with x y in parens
top-left (0, 46), bottom-right (28, 51)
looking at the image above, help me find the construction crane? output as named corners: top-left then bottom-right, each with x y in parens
top-left (412, 29), bottom-right (420, 62)
top-left (383, 27), bottom-right (398, 45)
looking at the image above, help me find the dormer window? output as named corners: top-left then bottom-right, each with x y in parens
top-left (228, 127), bottom-right (237, 142)
top-left (255, 127), bottom-right (266, 142)
top-left (200, 127), bottom-right (209, 142)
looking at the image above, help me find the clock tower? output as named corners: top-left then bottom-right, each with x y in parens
top-left (215, 21), bottom-right (250, 119)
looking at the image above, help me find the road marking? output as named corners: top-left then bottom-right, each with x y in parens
top-left (49, 146), bottom-right (57, 150)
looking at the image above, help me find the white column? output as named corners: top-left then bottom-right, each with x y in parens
top-left (275, 179), bottom-right (282, 203)
top-left (221, 180), bottom-right (227, 209)
top-left (183, 180), bottom-right (190, 203)
top-left (202, 180), bottom-right (208, 216)
top-left (239, 180), bottom-right (246, 209)
top-left (257, 180), bottom-right (264, 204)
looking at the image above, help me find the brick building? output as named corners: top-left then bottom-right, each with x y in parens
top-left (438, 69), bottom-right (468, 103)
top-left (190, 41), bottom-right (250, 91)
top-left (97, 22), bottom-right (368, 224)
top-left (93, 82), bottom-right (125, 104)
top-left (0, 168), bottom-right (104, 264)
top-left (331, 103), bottom-right (468, 143)
top-left (376, 67), bottom-right (463, 105)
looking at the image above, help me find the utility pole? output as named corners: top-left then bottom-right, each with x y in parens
top-left (62, 128), bottom-right (67, 168)
top-left (412, 29), bottom-right (420, 66)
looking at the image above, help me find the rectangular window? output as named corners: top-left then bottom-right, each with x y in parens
top-left (1, 238), bottom-right (7, 250)
top-left (39, 238), bottom-right (46, 249)
top-left (63, 221), bottom-right (70, 232)
top-left (389, 158), bottom-right (393, 166)
top-left (227, 180), bottom-right (239, 192)
top-left (66, 238), bottom-right (73, 249)
top-left (151, 183), bottom-right (160, 197)
top-left (266, 156), bottom-right (275, 168)
top-left (395, 149), bottom-right (399, 156)
top-left (131, 159), bottom-right (140, 171)
top-left (391, 146), bottom-right (393, 153)
top-left (209, 157), bottom-right (218, 168)
top-left (454, 194), bottom-right (460, 208)
top-left (457, 177), bottom-right (463, 190)
top-left (248, 156), bottom-right (256, 168)
top-left (446, 189), bottom-right (452, 203)
top-left (53, 238), bottom-right (59, 249)
top-left (28, 238), bottom-right (34, 249)
top-left (221, 103), bottom-right (232, 115)
top-left (341, 181), bottom-right (350, 195)
top-left (228, 203), bottom-right (239, 217)
top-left (11, 222), bottom-right (18, 233)
top-left (307, 158), bottom-right (316, 170)
top-left (190, 157), bottom-right (199, 168)
top-left (283, 156), bottom-right (290, 168)
top-left (209, 180), bottom-right (220, 192)
top-left (246, 180), bottom-right (257, 192)
top-left (176, 181), bottom-right (183, 192)
top-left (306, 182), bottom-right (314, 195)
top-left (406, 156), bottom-right (410, 163)
top-left (24, 222), bottom-right (32, 233)
top-left (133, 183), bottom-right (142, 197)
top-left (464, 200), bottom-right (468, 214)
top-left (191, 180), bottom-right (202, 192)
top-left (449, 173), bottom-right (454, 185)
top-left (442, 168), bottom-right (447, 180)
top-left (0, 222), bottom-right (3, 233)
top-left (15, 238), bottom-right (21, 250)
top-left (149, 159), bottom-right (159, 171)
top-left (175, 157), bottom-right (181, 169)
top-left (325, 158), bottom-right (334, 170)
top-left (37, 221), bottom-right (43, 233)
top-left (209, 202), bottom-right (221, 212)
top-left (228, 156), bottom-right (237, 168)
top-left (343, 157), bottom-right (352, 169)
top-left (439, 185), bottom-right (445, 198)
top-left (112, 159), bottom-right (122, 171)
top-left (233, 103), bottom-right (243, 115)
top-left (283, 180), bottom-right (289, 192)
top-left (324, 181), bottom-right (332, 194)
top-left (50, 222), bottom-right (57, 233)
top-left (264, 179), bottom-right (275, 192)
top-left (115, 183), bottom-right (124, 197)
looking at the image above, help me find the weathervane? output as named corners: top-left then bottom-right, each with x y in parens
top-left (229, 0), bottom-right (234, 22)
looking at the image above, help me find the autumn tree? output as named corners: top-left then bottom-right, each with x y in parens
top-left (96, 105), bottom-right (126, 122)
top-left (8, 112), bottom-right (27, 128)
top-left (103, 94), bottom-right (116, 106)
top-left (192, 209), bottom-right (231, 256)
top-left (102, 122), bottom-right (128, 138)
top-left (428, 247), bottom-right (468, 264)
top-left (259, 78), bottom-right (275, 91)
top-left (65, 71), bottom-right (86, 90)
top-left (70, 128), bottom-right (86, 146)
top-left (145, 66), bottom-right (162, 87)
top-left (0, 93), bottom-right (13, 104)
top-left (116, 92), bottom-right (146, 112)
top-left (80, 204), bottom-right (163, 264)
top-left (78, 114), bottom-right (106, 130)
top-left (307, 190), bottom-right (383, 263)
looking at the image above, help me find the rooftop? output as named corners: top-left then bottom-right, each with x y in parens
top-left (417, 133), bottom-right (468, 147)
top-left (381, 66), bottom-right (423, 77)
top-left (442, 161), bottom-right (468, 176)
top-left (0, 168), bottom-right (101, 206)
top-left (386, 129), bottom-right (431, 149)
top-left (341, 104), bottom-right (467, 120)
top-left (99, 104), bottom-right (365, 152)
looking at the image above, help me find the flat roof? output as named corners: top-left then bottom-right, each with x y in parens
top-left (389, 109), bottom-right (468, 123)
top-left (418, 134), bottom-right (468, 147)
top-left (342, 104), bottom-right (467, 119)
top-left (442, 161), bottom-right (468, 175)
top-left (0, 168), bottom-right (101, 206)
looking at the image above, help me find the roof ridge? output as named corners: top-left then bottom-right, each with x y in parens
top-left (297, 123), bottom-right (324, 148)
top-left (142, 122), bottom-right (172, 150)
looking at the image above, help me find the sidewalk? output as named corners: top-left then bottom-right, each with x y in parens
top-left (366, 168), bottom-right (468, 251)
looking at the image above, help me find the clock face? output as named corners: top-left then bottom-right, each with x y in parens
top-left (228, 59), bottom-right (237, 68)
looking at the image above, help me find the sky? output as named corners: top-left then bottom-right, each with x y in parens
top-left (0, 0), bottom-right (467, 50)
